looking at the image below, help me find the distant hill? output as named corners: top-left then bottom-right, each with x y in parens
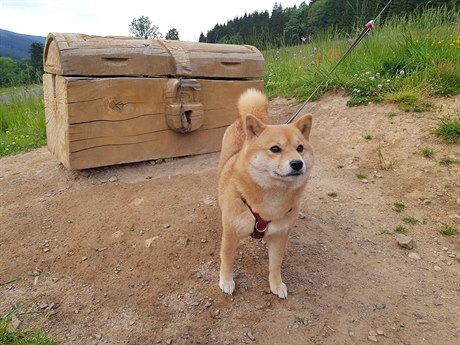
top-left (0, 29), bottom-right (46, 60)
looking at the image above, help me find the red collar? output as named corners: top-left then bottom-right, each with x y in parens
top-left (241, 196), bottom-right (270, 239)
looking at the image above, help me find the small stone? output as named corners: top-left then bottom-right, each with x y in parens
top-left (166, 339), bottom-right (173, 345)
top-left (360, 179), bottom-right (369, 184)
top-left (96, 247), bottom-right (107, 252)
top-left (433, 265), bottom-right (442, 272)
top-left (145, 236), bottom-right (159, 248)
top-left (163, 223), bottom-right (171, 229)
top-left (299, 212), bottom-right (306, 219)
top-left (368, 335), bottom-right (378, 342)
top-left (348, 330), bottom-right (355, 337)
top-left (108, 176), bottom-right (118, 183)
top-left (246, 331), bottom-right (255, 341)
top-left (369, 330), bottom-right (378, 336)
top-left (396, 234), bottom-right (415, 249)
top-left (376, 329), bottom-right (384, 336)
top-left (82, 256), bottom-right (88, 261)
top-left (416, 319), bottom-right (428, 324)
top-left (408, 252), bottom-right (421, 260)
top-left (374, 303), bottom-right (386, 310)
top-left (7, 314), bottom-right (21, 332)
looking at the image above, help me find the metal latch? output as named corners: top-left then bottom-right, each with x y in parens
top-left (165, 78), bottom-right (203, 133)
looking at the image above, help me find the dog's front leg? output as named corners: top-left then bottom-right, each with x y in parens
top-left (266, 232), bottom-right (289, 298)
top-left (219, 227), bottom-right (239, 295)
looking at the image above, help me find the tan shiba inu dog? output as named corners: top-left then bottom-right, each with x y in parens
top-left (217, 88), bottom-right (314, 298)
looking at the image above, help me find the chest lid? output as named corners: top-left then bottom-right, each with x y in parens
top-left (44, 32), bottom-right (264, 79)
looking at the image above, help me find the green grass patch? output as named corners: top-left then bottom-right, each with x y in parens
top-left (419, 147), bottom-right (434, 158)
top-left (264, 7), bottom-right (459, 105)
top-left (356, 173), bottom-right (368, 180)
top-left (393, 202), bottom-right (406, 213)
top-left (439, 225), bottom-right (459, 236)
top-left (0, 295), bottom-right (57, 345)
top-left (402, 216), bottom-right (419, 225)
top-left (0, 317), bottom-right (57, 345)
top-left (0, 86), bottom-right (46, 157)
top-left (434, 117), bottom-right (460, 144)
top-left (394, 225), bottom-right (408, 234)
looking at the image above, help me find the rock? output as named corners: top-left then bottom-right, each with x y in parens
top-left (374, 303), bottom-right (386, 310)
top-left (145, 236), bottom-right (159, 248)
top-left (163, 223), bottom-right (171, 229)
top-left (7, 314), bottom-right (22, 332)
top-left (369, 330), bottom-right (378, 336)
top-left (433, 265), bottom-right (442, 272)
top-left (108, 176), bottom-right (118, 183)
top-left (376, 329), bottom-right (384, 336)
top-left (368, 335), bottom-right (378, 342)
top-left (396, 234), bottom-right (415, 249)
top-left (246, 331), bottom-right (256, 341)
top-left (408, 252), bottom-right (421, 260)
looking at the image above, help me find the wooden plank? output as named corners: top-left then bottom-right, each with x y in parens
top-left (43, 74), bottom-right (70, 168)
top-left (45, 75), bottom-right (263, 169)
top-left (68, 127), bottom-right (227, 170)
top-left (43, 33), bottom-right (264, 78)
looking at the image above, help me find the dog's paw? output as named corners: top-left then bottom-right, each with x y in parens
top-left (219, 278), bottom-right (235, 295)
top-left (270, 282), bottom-right (288, 299)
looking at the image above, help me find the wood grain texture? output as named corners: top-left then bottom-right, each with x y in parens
top-left (43, 33), bottom-right (264, 78)
top-left (44, 75), bottom-right (263, 169)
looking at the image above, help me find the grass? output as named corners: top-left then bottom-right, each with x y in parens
top-left (264, 6), bottom-right (460, 105)
top-left (439, 225), bottom-right (459, 236)
top-left (0, 85), bottom-right (46, 157)
top-left (0, 296), bottom-right (57, 345)
top-left (393, 202), bottom-right (406, 213)
top-left (394, 225), bottom-right (408, 234)
top-left (0, 317), bottom-right (57, 345)
top-left (402, 216), bottom-right (419, 225)
top-left (419, 147), bottom-right (435, 158)
top-left (434, 117), bottom-right (460, 143)
top-left (356, 173), bottom-right (368, 180)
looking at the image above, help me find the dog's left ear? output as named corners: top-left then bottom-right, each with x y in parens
top-left (245, 115), bottom-right (266, 138)
top-left (293, 114), bottom-right (313, 140)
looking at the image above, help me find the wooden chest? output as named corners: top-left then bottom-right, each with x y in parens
top-left (43, 33), bottom-right (264, 170)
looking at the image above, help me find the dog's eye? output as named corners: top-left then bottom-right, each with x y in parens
top-left (270, 146), bottom-right (281, 153)
top-left (296, 145), bottom-right (304, 153)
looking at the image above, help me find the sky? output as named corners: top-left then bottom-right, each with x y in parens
top-left (1, 0), bottom-right (304, 41)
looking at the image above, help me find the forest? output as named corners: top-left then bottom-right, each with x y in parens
top-left (199, 0), bottom-right (457, 49)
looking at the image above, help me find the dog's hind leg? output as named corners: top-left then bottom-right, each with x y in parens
top-left (266, 232), bottom-right (289, 298)
top-left (219, 227), bottom-right (239, 295)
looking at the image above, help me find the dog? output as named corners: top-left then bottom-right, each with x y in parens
top-left (217, 88), bottom-right (314, 298)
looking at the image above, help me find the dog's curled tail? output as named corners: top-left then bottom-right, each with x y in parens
top-left (238, 88), bottom-right (269, 124)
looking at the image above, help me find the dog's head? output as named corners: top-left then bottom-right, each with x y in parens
top-left (242, 114), bottom-right (314, 188)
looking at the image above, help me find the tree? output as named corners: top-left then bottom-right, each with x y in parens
top-left (29, 42), bottom-right (44, 71)
top-left (166, 28), bottom-right (179, 40)
top-left (129, 16), bottom-right (162, 39)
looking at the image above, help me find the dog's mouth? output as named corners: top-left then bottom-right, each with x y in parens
top-left (275, 171), bottom-right (304, 178)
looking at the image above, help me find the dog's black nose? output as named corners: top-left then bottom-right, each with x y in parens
top-left (290, 160), bottom-right (303, 171)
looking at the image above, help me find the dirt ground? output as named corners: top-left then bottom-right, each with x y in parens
top-left (1, 92), bottom-right (459, 345)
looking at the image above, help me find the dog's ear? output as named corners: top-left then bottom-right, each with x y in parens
top-left (294, 114), bottom-right (312, 140)
top-left (245, 115), bottom-right (266, 138)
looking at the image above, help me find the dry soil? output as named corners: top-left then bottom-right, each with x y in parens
top-left (1, 92), bottom-right (459, 345)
